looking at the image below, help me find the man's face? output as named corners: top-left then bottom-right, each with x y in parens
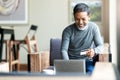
top-left (74, 12), bottom-right (90, 28)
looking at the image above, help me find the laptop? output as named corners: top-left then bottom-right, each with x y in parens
top-left (54, 59), bottom-right (86, 74)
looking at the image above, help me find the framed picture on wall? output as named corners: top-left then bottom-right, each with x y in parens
top-left (69, 0), bottom-right (102, 24)
top-left (0, 0), bottom-right (28, 25)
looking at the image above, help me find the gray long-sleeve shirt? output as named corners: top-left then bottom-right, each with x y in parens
top-left (61, 22), bottom-right (104, 60)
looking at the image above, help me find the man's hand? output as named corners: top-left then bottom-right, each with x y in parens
top-left (86, 48), bottom-right (95, 58)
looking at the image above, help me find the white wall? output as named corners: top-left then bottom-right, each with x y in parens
top-left (29, 0), bottom-right (68, 50)
top-left (14, 0), bottom-right (69, 63)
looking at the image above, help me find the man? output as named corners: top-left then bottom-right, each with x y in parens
top-left (61, 3), bottom-right (103, 74)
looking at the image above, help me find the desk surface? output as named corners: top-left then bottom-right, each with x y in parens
top-left (91, 62), bottom-right (120, 80)
top-left (0, 62), bottom-right (120, 80)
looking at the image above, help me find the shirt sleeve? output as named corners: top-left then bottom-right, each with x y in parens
top-left (93, 24), bottom-right (104, 54)
top-left (60, 28), bottom-right (71, 60)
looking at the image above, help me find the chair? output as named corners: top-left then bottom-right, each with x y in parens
top-left (25, 25), bottom-right (42, 72)
top-left (8, 25), bottom-right (39, 72)
top-left (25, 25), bottom-right (38, 54)
top-left (9, 40), bottom-right (20, 72)
top-left (96, 43), bottom-right (112, 62)
top-left (0, 28), bottom-right (15, 62)
top-left (50, 38), bottom-right (62, 66)
top-left (41, 39), bottom-right (62, 74)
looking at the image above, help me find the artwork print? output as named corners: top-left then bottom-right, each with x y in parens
top-left (0, 0), bottom-right (28, 24)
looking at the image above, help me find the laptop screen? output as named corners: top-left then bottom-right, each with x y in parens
top-left (54, 59), bottom-right (86, 74)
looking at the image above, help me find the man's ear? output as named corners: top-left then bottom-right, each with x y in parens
top-left (88, 15), bottom-right (90, 20)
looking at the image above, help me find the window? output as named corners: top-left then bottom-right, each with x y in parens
top-left (69, 0), bottom-right (102, 23)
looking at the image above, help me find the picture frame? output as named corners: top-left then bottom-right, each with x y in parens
top-left (69, 0), bottom-right (102, 24)
top-left (0, 0), bottom-right (28, 25)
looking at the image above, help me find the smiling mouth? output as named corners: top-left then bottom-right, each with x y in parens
top-left (78, 25), bottom-right (84, 28)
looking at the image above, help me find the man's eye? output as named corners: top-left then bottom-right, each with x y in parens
top-left (82, 18), bottom-right (86, 21)
top-left (75, 18), bottom-right (79, 20)
top-left (75, 19), bottom-right (79, 21)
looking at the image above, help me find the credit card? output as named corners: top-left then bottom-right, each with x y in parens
top-left (80, 49), bottom-right (88, 55)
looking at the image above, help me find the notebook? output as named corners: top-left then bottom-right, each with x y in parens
top-left (54, 59), bottom-right (86, 74)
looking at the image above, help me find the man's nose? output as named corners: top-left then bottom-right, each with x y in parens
top-left (79, 20), bottom-right (83, 24)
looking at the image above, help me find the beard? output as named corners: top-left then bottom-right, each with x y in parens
top-left (77, 24), bottom-right (88, 30)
